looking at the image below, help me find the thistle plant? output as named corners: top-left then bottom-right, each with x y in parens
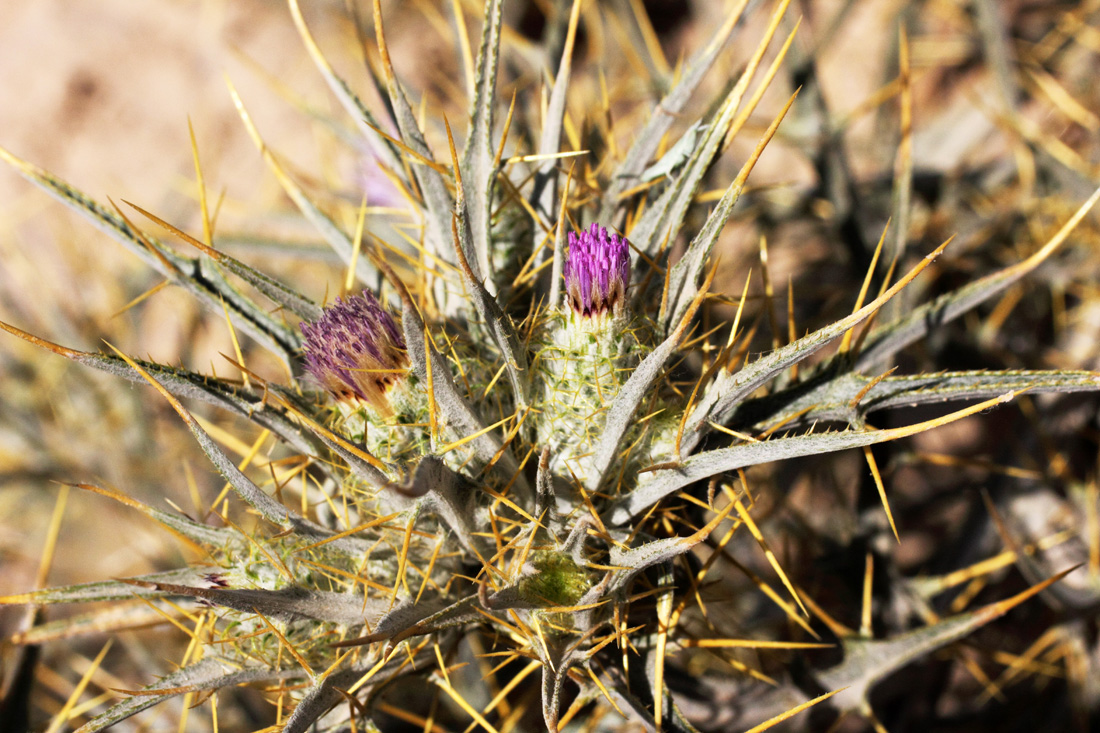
top-left (3, 1), bottom-right (1100, 732)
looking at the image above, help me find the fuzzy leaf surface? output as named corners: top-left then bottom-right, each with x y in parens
top-left (612, 390), bottom-right (1014, 524)
top-left (136, 582), bottom-right (375, 626)
top-left (729, 369), bottom-right (1100, 430)
top-left (682, 239), bottom-right (949, 453)
top-left (283, 667), bottom-right (385, 733)
top-left (125, 201), bottom-right (324, 322)
top-left (1, 569), bottom-right (211, 606)
top-left (75, 658), bottom-right (297, 733)
top-left (816, 569), bottom-right (1072, 713)
top-left (459, 0), bottom-right (505, 278)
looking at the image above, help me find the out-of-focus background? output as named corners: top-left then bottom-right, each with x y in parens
top-left (0, 0), bottom-right (434, 594)
top-left (1, 0), bottom-right (314, 607)
top-left (0, 4), bottom-right (384, 729)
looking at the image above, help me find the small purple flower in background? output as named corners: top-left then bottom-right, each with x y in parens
top-left (301, 292), bottom-right (408, 414)
top-left (357, 151), bottom-right (404, 210)
top-left (563, 222), bottom-right (631, 318)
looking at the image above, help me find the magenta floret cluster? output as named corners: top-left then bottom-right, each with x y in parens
top-left (563, 222), bottom-right (631, 317)
top-left (301, 292), bottom-right (407, 408)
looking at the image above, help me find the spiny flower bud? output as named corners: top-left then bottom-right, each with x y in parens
top-left (301, 293), bottom-right (408, 413)
top-left (563, 222), bottom-right (631, 318)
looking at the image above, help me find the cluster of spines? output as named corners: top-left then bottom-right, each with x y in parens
top-left (2, 1), bottom-right (1096, 729)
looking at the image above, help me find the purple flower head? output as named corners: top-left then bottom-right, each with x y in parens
top-left (563, 223), bottom-right (631, 318)
top-left (300, 292), bottom-right (408, 413)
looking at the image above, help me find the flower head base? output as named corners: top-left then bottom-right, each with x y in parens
top-left (301, 292), bottom-right (408, 413)
top-left (563, 223), bottom-right (631, 318)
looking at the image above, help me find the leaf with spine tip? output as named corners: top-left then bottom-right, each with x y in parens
top-left (124, 581), bottom-right (376, 626)
top-left (0, 319), bottom-right (321, 458)
top-left (0, 145), bottom-right (300, 365)
top-left (387, 265), bottom-right (530, 498)
top-left (283, 666), bottom-right (382, 733)
top-left (459, 0), bottom-right (505, 279)
top-left (602, 500), bottom-right (734, 593)
top-left (586, 268), bottom-right (713, 493)
top-left (681, 237), bottom-right (951, 454)
top-left (74, 658), bottom-right (298, 733)
top-left (0, 569), bottom-right (212, 607)
top-left (860, 370), bottom-right (1100, 409)
top-left (815, 566), bottom-right (1076, 715)
top-left (10, 601), bottom-right (184, 646)
top-left (0, 146), bottom-right (179, 276)
top-left (599, 1), bottom-right (750, 220)
top-left (610, 389), bottom-right (1020, 524)
top-left (659, 87), bottom-right (798, 335)
top-left (67, 481), bottom-right (233, 550)
top-left (288, 0), bottom-right (403, 176)
top-left (731, 369), bottom-right (1100, 431)
top-left (855, 183), bottom-right (1100, 370)
top-left (451, 207), bottom-right (529, 406)
top-left (626, 0), bottom-right (794, 265)
top-left (446, 120), bottom-right (528, 403)
top-left (334, 594), bottom-right (481, 649)
top-left (124, 200), bottom-right (323, 321)
top-left (370, 0), bottom-right (456, 281)
top-left (106, 345), bottom-right (343, 538)
top-left (227, 80), bottom-right (379, 288)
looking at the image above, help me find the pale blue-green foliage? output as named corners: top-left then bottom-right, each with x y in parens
top-left (3, 1), bottom-right (1100, 732)
top-left (535, 309), bottom-right (646, 478)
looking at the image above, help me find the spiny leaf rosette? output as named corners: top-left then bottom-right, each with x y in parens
top-left (3, 1), bottom-right (1100, 732)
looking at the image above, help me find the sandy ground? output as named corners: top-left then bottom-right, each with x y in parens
top-left (1, 1), bottom-right (306, 208)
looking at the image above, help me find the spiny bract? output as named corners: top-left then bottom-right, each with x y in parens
top-left (3, 1), bottom-right (1100, 732)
